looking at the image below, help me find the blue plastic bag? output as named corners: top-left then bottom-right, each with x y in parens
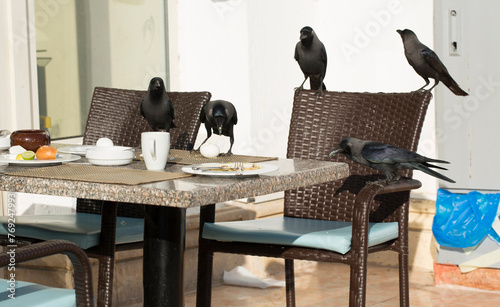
top-left (432, 189), bottom-right (500, 248)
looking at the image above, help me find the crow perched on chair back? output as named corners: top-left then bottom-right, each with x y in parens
top-left (294, 26), bottom-right (327, 95)
top-left (140, 77), bottom-right (176, 131)
top-left (397, 29), bottom-right (468, 96)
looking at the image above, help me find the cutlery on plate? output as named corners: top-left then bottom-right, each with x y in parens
top-left (192, 166), bottom-right (233, 171)
top-left (192, 162), bottom-right (244, 172)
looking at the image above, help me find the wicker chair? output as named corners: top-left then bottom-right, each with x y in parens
top-left (196, 89), bottom-right (432, 307)
top-left (0, 240), bottom-right (95, 307)
top-left (0, 87), bottom-right (211, 307)
top-left (78, 88), bottom-right (210, 306)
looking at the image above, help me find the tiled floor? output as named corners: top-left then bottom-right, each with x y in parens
top-left (185, 262), bottom-right (500, 306)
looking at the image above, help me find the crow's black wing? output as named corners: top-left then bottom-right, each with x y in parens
top-left (422, 49), bottom-right (450, 76)
top-left (362, 142), bottom-right (420, 165)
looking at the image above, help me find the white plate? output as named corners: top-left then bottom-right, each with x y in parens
top-left (57, 145), bottom-right (96, 155)
top-left (58, 145), bottom-right (133, 155)
top-left (87, 158), bottom-right (133, 166)
top-left (0, 153), bottom-right (81, 166)
top-left (181, 162), bottom-right (279, 176)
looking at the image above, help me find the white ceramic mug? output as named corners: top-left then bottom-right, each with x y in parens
top-left (141, 132), bottom-right (170, 170)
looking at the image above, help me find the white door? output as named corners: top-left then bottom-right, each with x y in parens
top-left (435, 0), bottom-right (500, 192)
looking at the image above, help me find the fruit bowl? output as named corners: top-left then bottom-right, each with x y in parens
top-left (10, 129), bottom-right (50, 152)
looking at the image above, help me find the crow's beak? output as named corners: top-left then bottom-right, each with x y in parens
top-left (328, 146), bottom-right (343, 158)
top-left (215, 117), bottom-right (224, 135)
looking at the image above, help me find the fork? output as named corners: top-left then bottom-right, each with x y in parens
top-left (235, 162), bottom-right (244, 175)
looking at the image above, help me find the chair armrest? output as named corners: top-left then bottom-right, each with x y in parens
top-left (0, 239), bottom-right (95, 307)
top-left (374, 179), bottom-right (422, 195)
top-left (350, 179), bottom-right (421, 254)
top-left (355, 179), bottom-right (421, 209)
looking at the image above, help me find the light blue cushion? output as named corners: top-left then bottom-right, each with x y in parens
top-left (0, 213), bottom-right (143, 249)
top-left (0, 279), bottom-right (76, 306)
top-left (203, 216), bottom-right (399, 254)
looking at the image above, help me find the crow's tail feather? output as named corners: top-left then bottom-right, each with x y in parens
top-left (414, 163), bottom-right (456, 183)
top-left (441, 75), bottom-right (468, 96)
top-left (423, 162), bottom-right (447, 171)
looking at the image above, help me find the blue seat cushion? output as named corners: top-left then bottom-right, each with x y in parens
top-left (202, 216), bottom-right (399, 254)
top-left (0, 213), bottom-right (143, 249)
top-left (0, 278), bottom-right (76, 307)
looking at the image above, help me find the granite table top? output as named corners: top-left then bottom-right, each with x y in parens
top-left (0, 158), bottom-right (350, 208)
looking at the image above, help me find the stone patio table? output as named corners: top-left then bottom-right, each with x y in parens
top-left (0, 158), bottom-right (349, 307)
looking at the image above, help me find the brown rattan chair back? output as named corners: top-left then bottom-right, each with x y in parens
top-left (196, 89), bottom-right (432, 307)
top-left (285, 90), bottom-right (431, 224)
top-left (77, 87), bottom-right (211, 217)
top-left (82, 87), bottom-right (211, 149)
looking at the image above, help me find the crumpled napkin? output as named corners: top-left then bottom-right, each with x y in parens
top-left (223, 266), bottom-right (285, 289)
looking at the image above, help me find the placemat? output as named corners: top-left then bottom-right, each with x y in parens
top-left (6, 164), bottom-right (192, 185)
top-left (165, 149), bottom-right (278, 165)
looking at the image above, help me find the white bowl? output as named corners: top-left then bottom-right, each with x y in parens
top-left (86, 147), bottom-right (135, 166)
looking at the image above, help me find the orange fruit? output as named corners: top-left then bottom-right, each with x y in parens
top-left (36, 145), bottom-right (58, 160)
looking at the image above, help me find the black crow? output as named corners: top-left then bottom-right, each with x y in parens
top-left (140, 77), bottom-right (176, 131)
top-left (329, 137), bottom-right (455, 183)
top-left (196, 100), bottom-right (238, 156)
top-left (397, 29), bottom-right (468, 96)
top-left (295, 26), bottom-right (327, 95)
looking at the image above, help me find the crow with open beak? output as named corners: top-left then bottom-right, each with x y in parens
top-left (196, 100), bottom-right (238, 156)
top-left (329, 137), bottom-right (455, 183)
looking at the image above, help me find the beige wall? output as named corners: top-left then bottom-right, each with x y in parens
top-left (35, 0), bottom-right (81, 137)
top-left (108, 0), bottom-right (167, 90)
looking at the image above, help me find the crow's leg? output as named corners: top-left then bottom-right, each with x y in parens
top-left (314, 77), bottom-right (325, 96)
top-left (391, 172), bottom-right (402, 181)
top-left (194, 137), bottom-right (209, 152)
top-left (297, 76), bottom-right (308, 91)
top-left (417, 78), bottom-right (431, 91)
top-left (427, 79), bottom-right (439, 91)
top-left (194, 126), bottom-right (212, 152)
top-left (220, 131), bottom-right (234, 156)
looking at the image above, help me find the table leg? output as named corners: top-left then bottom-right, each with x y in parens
top-left (143, 205), bottom-right (186, 307)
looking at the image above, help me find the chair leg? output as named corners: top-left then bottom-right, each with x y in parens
top-left (97, 255), bottom-right (115, 307)
top-left (285, 258), bottom-right (296, 307)
top-left (349, 256), bottom-right (368, 307)
top-left (399, 251), bottom-right (410, 307)
top-left (196, 204), bottom-right (216, 307)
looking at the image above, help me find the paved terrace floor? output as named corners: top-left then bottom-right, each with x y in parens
top-left (185, 262), bottom-right (500, 306)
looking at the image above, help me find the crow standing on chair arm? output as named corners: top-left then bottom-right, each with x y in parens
top-left (329, 137), bottom-right (456, 183)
